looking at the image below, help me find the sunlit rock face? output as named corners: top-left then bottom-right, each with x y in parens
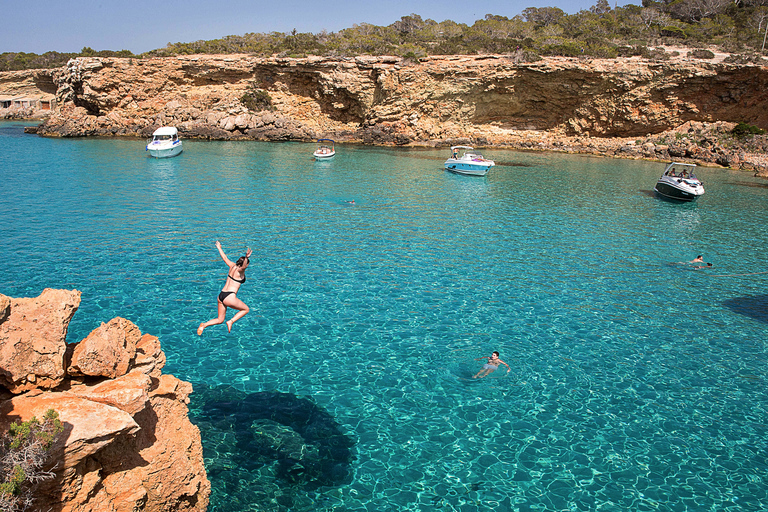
top-left (0, 289), bottom-right (211, 512)
top-left (30, 54), bottom-right (767, 142)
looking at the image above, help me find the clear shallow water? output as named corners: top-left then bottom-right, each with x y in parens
top-left (2, 120), bottom-right (768, 511)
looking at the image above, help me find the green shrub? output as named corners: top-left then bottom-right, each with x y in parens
top-left (240, 86), bottom-right (274, 112)
top-left (732, 122), bottom-right (766, 137)
top-left (541, 41), bottom-right (583, 57)
top-left (640, 46), bottom-right (670, 60)
top-left (1, 410), bottom-right (63, 512)
top-left (689, 49), bottom-right (715, 59)
top-left (617, 45), bottom-right (643, 57)
top-left (723, 53), bottom-right (763, 65)
top-left (660, 26), bottom-right (687, 39)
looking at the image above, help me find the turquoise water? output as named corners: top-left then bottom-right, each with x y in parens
top-left (2, 119), bottom-right (768, 511)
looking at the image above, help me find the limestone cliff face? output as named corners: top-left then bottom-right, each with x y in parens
top-left (0, 68), bottom-right (57, 98)
top-left (28, 53), bottom-right (768, 143)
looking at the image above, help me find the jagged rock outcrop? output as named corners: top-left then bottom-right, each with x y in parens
top-left (0, 289), bottom-right (81, 393)
top-left (67, 317), bottom-right (142, 379)
top-left (0, 290), bottom-right (210, 512)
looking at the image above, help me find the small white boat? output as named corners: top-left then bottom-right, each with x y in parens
top-left (146, 127), bottom-right (183, 158)
top-left (313, 139), bottom-right (335, 159)
top-left (654, 162), bottom-right (705, 202)
top-left (444, 146), bottom-right (494, 176)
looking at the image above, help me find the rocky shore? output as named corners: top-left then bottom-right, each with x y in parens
top-left (0, 289), bottom-right (210, 512)
top-left (3, 53), bottom-right (767, 175)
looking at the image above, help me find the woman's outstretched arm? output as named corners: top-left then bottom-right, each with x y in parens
top-left (215, 241), bottom-right (235, 268)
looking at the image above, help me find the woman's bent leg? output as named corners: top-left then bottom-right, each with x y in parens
top-left (198, 301), bottom-right (227, 335)
top-left (222, 295), bottom-right (250, 333)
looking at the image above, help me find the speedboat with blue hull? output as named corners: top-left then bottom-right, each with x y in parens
top-left (146, 126), bottom-right (183, 158)
top-left (654, 162), bottom-right (704, 202)
top-left (444, 146), bottom-right (494, 176)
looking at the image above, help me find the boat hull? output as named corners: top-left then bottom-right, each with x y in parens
top-left (654, 178), bottom-right (704, 202)
top-left (444, 161), bottom-right (492, 176)
top-left (313, 150), bottom-right (335, 159)
top-left (147, 142), bottom-right (183, 158)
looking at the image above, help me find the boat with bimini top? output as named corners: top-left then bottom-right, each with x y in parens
top-left (146, 127), bottom-right (183, 158)
top-left (654, 162), bottom-right (705, 202)
top-left (444, 146), bottom-right (494, 176)
top-left (313, 139), bottom-right (335, 159)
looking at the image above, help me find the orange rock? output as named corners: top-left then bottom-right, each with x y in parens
top-left (67, 369), bottom-right (151, 415)
top-left (0, 392), bottom-right (139, 469)
top-left (68, 317), bottom-right (141, 379)
top-left (134, 333), bottom-right (166, 378)
top-left (0, 288), bottom-right (81, 393)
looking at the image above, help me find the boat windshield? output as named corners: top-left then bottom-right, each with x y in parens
top-left (665, 166), bottom-right (697, 179)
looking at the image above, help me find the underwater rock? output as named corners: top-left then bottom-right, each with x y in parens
top-left (192, 385), bottom-right (356, 511)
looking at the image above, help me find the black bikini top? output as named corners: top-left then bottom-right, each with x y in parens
top-left (227, 272), bottom-right (246, 284)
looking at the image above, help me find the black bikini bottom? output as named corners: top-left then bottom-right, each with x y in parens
top-left (218, 291), bottom-right (236, 304)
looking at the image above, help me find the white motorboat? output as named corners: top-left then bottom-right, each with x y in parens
top-left (313, 139), bottom-right (335, 159)
top-left (146, 127), bottom-right (183, 158)
top-left (444, 146), bottom-right (494, 176)
top-left (654, 162), bottom-right (705, 202)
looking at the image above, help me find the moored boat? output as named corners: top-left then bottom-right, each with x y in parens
top-left (444, 146), bottom-right (494, 176)
top-left (313, 139), bottom-right (335, 159)
top-left (146, 127), bottom-right (183, 158)
top-left (654, 162), bottom-right (704, 202)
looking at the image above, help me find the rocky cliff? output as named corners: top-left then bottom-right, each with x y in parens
top-left (3, 53), bottom-right (768, 173)
top-left (0, 289), bottom-right (210, 512)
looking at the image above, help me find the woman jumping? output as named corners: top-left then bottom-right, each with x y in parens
top-left (198, 241), bottom-right (252, 335)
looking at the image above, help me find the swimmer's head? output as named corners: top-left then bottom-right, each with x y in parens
top-left (492, 351), bottom-right (500, 357)
top-left (236, 255), bottom-right (250, 269)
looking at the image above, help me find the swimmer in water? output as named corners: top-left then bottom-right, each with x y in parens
top-left (473, 351), bottom-right (511, 378)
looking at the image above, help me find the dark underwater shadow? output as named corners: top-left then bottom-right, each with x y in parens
top-left (723, 294), bottom-right (768, 324)
top-left (189, 384), bottom-right (356, 512)
top-left (726, 181), bottom-right (768, 190)
top-left (493, 160), bottom-right (531, 167)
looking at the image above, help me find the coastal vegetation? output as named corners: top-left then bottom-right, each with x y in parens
top-left (3, 0), bottom-right (768, 71)
top-left (0, 48), bottom-right (137, 72)
top-left (240, 85), bottom-right (274, 112)
top-left (0, 410), bottom-right (63, 512)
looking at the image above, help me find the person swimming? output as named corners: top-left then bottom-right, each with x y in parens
top-left (473, 351), bottom-right (511, 378)
top-left (198, 241), bottom-right (252, 335)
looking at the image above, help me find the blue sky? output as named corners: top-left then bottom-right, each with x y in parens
top-left (2, 0), bottom-right (634, 54)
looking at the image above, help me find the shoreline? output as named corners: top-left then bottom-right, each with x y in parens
top-left (4, 50), bottom-right (767, 176)
top-left (12, 115), bottom-right (767, 176)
